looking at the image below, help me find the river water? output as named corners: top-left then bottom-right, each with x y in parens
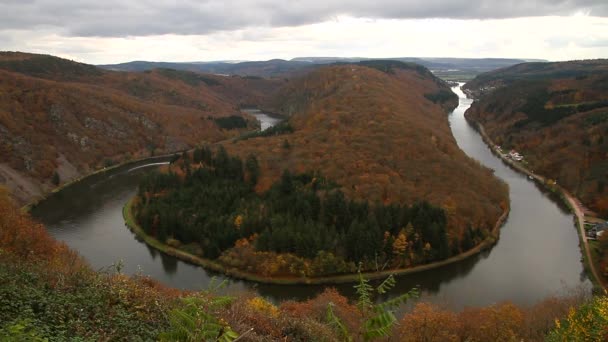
top-left (242, 109), bottom-right (282, 131)
top-left (31, 92), bottom-right (590, 309)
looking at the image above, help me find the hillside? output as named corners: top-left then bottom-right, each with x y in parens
top-left (0, 52), bottom-right (284, 204)
top-left (100, 59), bottom-right (316, 78)
top-left (463, 59), bottom-right (608, 98)
top-left (129, 61), bottom-right (508, 280)
top-left (464, 60), bottom-right (608, 216)
top-left (210, 62), bottom-right (508, 262)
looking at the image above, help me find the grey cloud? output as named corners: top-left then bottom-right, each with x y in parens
top-left (1, 0), bottom-right (607, 37)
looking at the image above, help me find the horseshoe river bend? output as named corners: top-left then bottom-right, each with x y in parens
top-left (30, 86), bottom-right (591, 309)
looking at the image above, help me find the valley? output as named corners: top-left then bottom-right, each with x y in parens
top-left (2, 0), bottom-right (608, 338)
top-left (1, 52), bottom-right (602, 340)
top-left (29, 81), bottom-right (589, 310)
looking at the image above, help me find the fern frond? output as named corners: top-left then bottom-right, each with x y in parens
top-left (363, 311), bottom-right (397, 341)
top-left (376, 288), bottom-right (418, 311)
top-left (355, 272), bottom-right (373, 311)
top-left (326, 302), bottom-right (352, 341)
top-left (376, 274), bottom-right (396, 294)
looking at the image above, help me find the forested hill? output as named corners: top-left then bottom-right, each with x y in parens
top-left (0, 52), bottom-right (284, 204)
top-left (223, 62), bottom-right (509, 243)
top-left (463, 59), bottom-right (608, 98)
top-left (464, 59), bottom-right (608, 216)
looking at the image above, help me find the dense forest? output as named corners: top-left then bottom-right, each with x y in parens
top-left (1, 188), bottom-right (606, 341)
top-left (465, 60), bottom-right (608, 217)
top-left (134, 147), bottom-right (467, 277)
top-left (221, 64), bottom-right (508, 248)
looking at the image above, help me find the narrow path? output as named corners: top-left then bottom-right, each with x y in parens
top-left (562, 191), bottom-right (605, 291)
top-left (474, 122), bottom-right (606, 292)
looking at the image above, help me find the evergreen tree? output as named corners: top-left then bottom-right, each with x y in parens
top-left (51, 171), bottom-right (60, 186)
top-left (245, 154), bottom-right (260, 185)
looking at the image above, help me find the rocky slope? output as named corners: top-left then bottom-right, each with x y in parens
top-left (0, 52), bottom-right (284, 204)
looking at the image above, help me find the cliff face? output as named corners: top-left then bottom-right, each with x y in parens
top-left (0, 52), bottom-right (284, 204)
top-left (465, 60), bottom-right (608, 216)
top-left (223, 63), bottom-right (508, 240)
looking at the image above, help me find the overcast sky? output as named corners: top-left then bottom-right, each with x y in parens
top-left (1, 0), bottom-right (607, 64)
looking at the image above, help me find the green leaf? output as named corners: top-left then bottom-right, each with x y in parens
top-left (326, 303), bottom-right (352, 341)
top-left (376, 274), bottom-right (396, 295)
top-left (355, 272), bottom-right (373, 311)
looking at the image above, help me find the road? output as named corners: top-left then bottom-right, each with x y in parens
top-left (562, 191), bottom-right (605, 291)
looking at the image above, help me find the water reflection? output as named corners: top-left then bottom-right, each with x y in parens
top-left (161, 253), bottom-right (178, 275)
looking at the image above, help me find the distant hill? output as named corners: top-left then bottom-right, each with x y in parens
top-left (464, 59), bottom-right (608, 216)
top-left (222, 61), bottom-right (508, 241)
top-left (464, 59), bottom-right (608, 97)
top-left (292, 56), bottom-right (540, 70)
top-left (99, 59), bottom-right (316, 78)
top-left (99, 57), bottom-right (539, 80)
top-left (0, 52), bottom-right (284, 203)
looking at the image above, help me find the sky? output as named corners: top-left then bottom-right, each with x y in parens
top-left (1, 0), bottom-right (607, 64)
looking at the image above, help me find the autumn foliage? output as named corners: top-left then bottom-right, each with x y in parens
top-left (0, 52), bottom-right (284, 204)
top-left (224, 64), bottom-right (508, 245)
top-left (465, 60), bottom-right (608, 217)
top-left (395, 292), bottom-right (598, 342)
top-left (0, 187), bottom-right (82, 268)
top-left (0, 188), bottom-right (606, 340)
top-left (135, 149), bottom-right (455, 277)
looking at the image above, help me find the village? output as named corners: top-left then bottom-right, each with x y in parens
top-left (585, 219), bottom-right (608, 240)
top-left (496, 145), bottom-right (524, 161)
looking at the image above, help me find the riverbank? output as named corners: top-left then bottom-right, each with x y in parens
top-left (21, 153), bottom-right (175, 213)
top-left (123, 196), bottom-right (509, 285)
top-left (466, 117), bottom-right (607, 292)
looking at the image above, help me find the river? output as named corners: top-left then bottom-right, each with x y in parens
top-left (242, 109), bottom-right (282, 131)
top-left (31, 91), bottom-right (590, 309)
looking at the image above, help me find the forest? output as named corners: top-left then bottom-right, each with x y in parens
top-left (465, 60), bottom-right (608, 217)
top-left (222, 64), bottom-right (508, 253)
top-left (0, 52), bottom-right (285, 205)
top-left (133, 147), bottom-right (465, 278)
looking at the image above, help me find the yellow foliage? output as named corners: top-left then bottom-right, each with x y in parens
top-left (548, 296), bottom-right (608, 341)
top-left (234, 215), bottom-right (243, 229)
top-left (392, 232), bottom-right (408, 256)
top-left (247, 297), bottom-right (279, 318)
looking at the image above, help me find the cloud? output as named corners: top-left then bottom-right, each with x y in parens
top-left (579, 38), bottom-right (608, 48)
top-left (0, 0), bottom-right (607, 37)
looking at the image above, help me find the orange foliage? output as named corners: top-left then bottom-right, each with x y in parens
top-left (281, 288), bottom-right (363, 335)
top-left (395, 295), bottom-right (586, 342)
top-left (459, 302), bottom-right (524, 341)
top-left (397, 303), bottom-right (460, 342)
top-left (223, 65), bottom-right (508, 242)
top-left (0, 187), bottom-right (77, 263)
top-left (0, 52), bottom-right (284, 204)
top-left (0, 187), bottom-right (88, 288)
